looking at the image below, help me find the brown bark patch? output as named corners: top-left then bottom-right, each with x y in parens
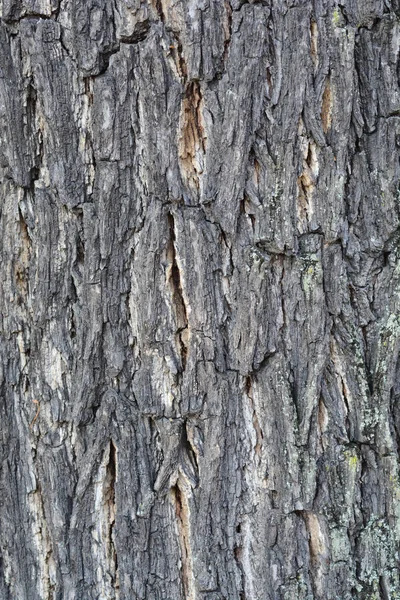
top-left (304, 512), bottom-right (325, 561)
top-left (321, 75), bottom-right (332, 133)
top-left (303, 511), bottom-right (329, 598)
top-left (297, 124), bottom-right (319, 229)
top-left (310, 19), bottom-right (319, 69)
top-left (171, 483), bottom-right (195, 600)
top-left (178, 81), bottom-right (207, 193)
top-left (14, 209), bottom-right (31, 301)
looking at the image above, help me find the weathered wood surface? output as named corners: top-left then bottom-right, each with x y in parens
top-left (1, 1), bottom-right (400, 598)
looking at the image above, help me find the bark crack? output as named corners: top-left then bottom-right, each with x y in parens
top-left (171, 482), bottom-right (196, 600)
top-left (178, 81), bottom-right (207, 195)
top-left (222, 0), bottom-right (233, 68)
top-left (170, 31), bottom-right (188, 81)
top-left (82, 77), bottom-right (96, 198)
top-left (104, 440), bottom-right (119, 597)
top-left (167, 212), bottom-right (189, 373)
top-left (297, 121), bottom-right (319, 231)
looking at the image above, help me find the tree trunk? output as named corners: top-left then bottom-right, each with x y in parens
top-left (1, 1), bottom-right (400, 598)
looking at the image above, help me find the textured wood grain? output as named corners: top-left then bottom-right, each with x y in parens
top-left (1, 1), bottom-right (400, 598)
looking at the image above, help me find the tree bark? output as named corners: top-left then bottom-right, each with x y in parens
top-left (1, 1), bottom-right (400, 598)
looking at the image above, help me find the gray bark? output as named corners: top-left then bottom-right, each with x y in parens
top-left (1, 0), bottom-right (400, 598)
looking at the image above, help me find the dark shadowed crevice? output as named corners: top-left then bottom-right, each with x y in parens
top-left (171, 31), bottom-right (188, 81)
top-left (105, 440), bottom-right (119, 596)
top-left (222, 0), bottom-right (233, 68)
top-left (26, 80), bottom-right (43, 188)
top-left (120, 20), bottom-right (151, 44)
top-left (167, 212), bottom-right (189, 372)
top-left (233, 541), bottom-right (246, 600)
top-left (152, 0), bottom-right (166, 24)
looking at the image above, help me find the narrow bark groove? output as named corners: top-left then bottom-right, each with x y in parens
top-left (106, 441), bottom-right (118, 596)
top-left (222, 0), bottom-right (233, 67)
top-left (93, 440), bottom-right (119, 598)
top-left (167, 212), bottom-right (189, 372)
top-left (171, 483), bottom-right (196, 600)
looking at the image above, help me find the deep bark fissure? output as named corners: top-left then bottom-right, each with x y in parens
top-left (171, 32), bottom-right (187, 81)
top-left (178, 80), bottom-right (206, 193)
top-left (105, 441), bottom-right (119, 596)
top-left (167, 212), bottom-right (189, 372)
top-left (222, 0), bottom-right (233, 68)
top-left (171, 483), bottom-right (195, 600)
top-left (152, 0), bottom-right (165, 24)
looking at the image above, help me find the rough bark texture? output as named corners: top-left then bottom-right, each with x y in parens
top-left (1, 1), bottom-right (400, 599)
